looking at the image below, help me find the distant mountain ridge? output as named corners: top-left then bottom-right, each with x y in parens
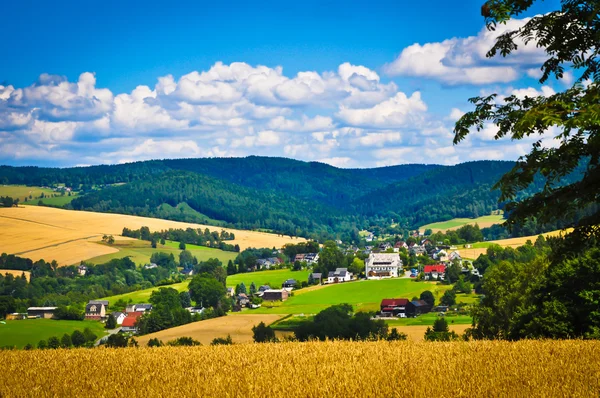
top-left (0, 156), bottom-right (542, 240)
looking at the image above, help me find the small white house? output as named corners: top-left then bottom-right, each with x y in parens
top-left (327, 268), bottom-right (352, 283)
top-left (111, 311), bottom-right (126, 325)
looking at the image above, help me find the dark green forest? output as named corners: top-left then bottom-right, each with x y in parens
top-left (0, 157), bottom-right (582, 241)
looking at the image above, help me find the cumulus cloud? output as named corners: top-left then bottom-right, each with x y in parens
top-left (384, 18), bottom-right (546, 85)
top-left (337, 92), bottom-right (427, 128)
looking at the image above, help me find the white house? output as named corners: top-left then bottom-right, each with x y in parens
top-left (365, 253), bottom-right (402, 279)
top-left (111, 311), bottom-right (126, 325)
top-left (327, 268), bottom-right (352, 283)
top-left (449, 251), bottom-right (462, 262)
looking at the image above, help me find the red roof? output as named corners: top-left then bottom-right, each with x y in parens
top-left (424, 265), bottom-right (446, 273)
top-left (381, 298), bottom-right (409, 307)
top-left (121, 311), bottom-right (143, 328)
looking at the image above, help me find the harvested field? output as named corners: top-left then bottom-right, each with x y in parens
top-left (1, 269), bottom-right (31, 281)
top-left (420, 214), bottom-right (504, 233)
top-left (135, 314), bottom-right (283, 346)
top-left (0, 340), bottom-right (598, 397)
top-left (392, 324), bottom-right (471, 341)
top-left (0, 206), bottom-right (303, 265)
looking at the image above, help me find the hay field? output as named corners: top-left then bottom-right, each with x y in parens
top-left (0, 340), bottom-right (598, 397)
top-left (420, 214), bottom-right (504, 232)
top-left (0, 206), bottom-right (303, 265)
top-left (1, 269), bottom-right (31, 281)
top-left (460, 229), bottom-right (569, 259)
top-left (135, 314), bottom-right (283, 346)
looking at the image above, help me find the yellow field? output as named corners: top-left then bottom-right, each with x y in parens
top-left (136, 314), bottom-right (283, 346)
top-left (460, 229), bottom-right (569, 259)
top-left (393, 324), bottom-right (470, 341)
top-left (0, 340), bottom-right (598, 397)
top-left (0, 206), bottom-right (303, 266)
top-left (1, 269), bottom-right (31, 281)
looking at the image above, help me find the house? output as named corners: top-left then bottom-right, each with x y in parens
top-left (282, 279), bottom-right (297, 288)
top-left (186, 307), bottom-right (204, 314)
top-left (380, 298), bottom-right (409, 317)
top-left (89, 300), bottom-right (109, 309)
top-left (121, 311), bottom-right (143, 333)
top-left (303, 253), bottom-right (319, 265)
top-left (27, 307), bottom-right (57, 319)
top-left (393, 241), bottom-right (407, 252)
top-left (424, 265), bottom-right (446, 280)
top-left (258, 285), bottom-right (271, 293)
top-left (85, 302), bottom-right (106, 320)
top-left (420, 239), bottom-right (433, 246)
top-left (237, 293), bottom-right (250, 306)
top-left (449, 251), bottom-right (462, 262)
top-left (409, 245), bottom-right (426, 256)
top-left (365, 232), bottom-right (375, 242)
top-left (77, 265), bottom-right (87, 276)
top-left (465, 244), bottom-right (473, 249)
top-left (111, 312), bottom-right (126, 325)
top-left (327, 268), bottom-right (352, 283)
top-left (432, 249), bottom-right (448, 261)
top-left (144, 263), bottom-right (158, 269)
top-left (134, 304), bottom-right (153, 312)
top-left (365, 253), bottom-right (402, 279)
top-left (308, 273), bottom-right (322, 285)
top-left (181, 268), bottom-right (194, 276)
top-left (226, 287), bottom-right (234, 296)
top-left (406, 300), bottom-right (432, 317)
top-left (294, 253), bottom-right (306, 263)
top-left (6, 313), bottom-right (26, 320)
top-left (262, 289), bottom-right (289, 301)
top-left (378, 242), bottom-right (392, 251)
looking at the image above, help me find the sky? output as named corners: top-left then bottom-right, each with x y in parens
top-left (0, 0), bottom-right (565, 168)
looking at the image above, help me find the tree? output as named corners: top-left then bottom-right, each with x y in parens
top-left (348, 257), bottom-right (365, 276)
top-left (71, 330), bottom-right (86, 347)
top-left (179, 242), bottom-right (186, 250)
top-left (189, 274), bottom-right (227, 309)
top-left (453, 276), bottom-right (472, 294)
top-left (440, 290), bottom-right (456, 306)
top-left (83, 327), bottom-right (98, 344)
top-left (235, 282), bottom-right (247, 295)
top-left (454, 0), bottom-right (600, 247)
top-left (167, 337), bottom-right (201, 346)
top-left (424, 317), bottom-right (460, 341)
top-left (105, 334), bottom-right (129, 348)
top-left (37, 340), bottom-right (47, 349)
top-left (105, 313), bottom-right (117, 329)
top-left (180, 291), bottom-right (192, 308)
top-left (249, 282), bottom-right (257, 295)
top-left (47, 336), bottom-right (60, 349)
top-left (316, 241), bottom-right (345, 274)
top-left (179, 250), bottom-right (194, 268)
top-left (60, 333), bottom-right (72, 348)
top-left (446, 261), bottom-right (461, 284)
top-left (24, 343), bottom-right (34, 350)
top-left (147, 338), bottom-right (163, 347)
top-left (107, 235), bottom-right (115, 245)
top-left (151, 239), bottom-right (157, 249)
top-left (387, 328), bottom-right (408, 341)
top-left (420, 290), bottom-right (435, 307)
top-left (211, 335), bottom-right (233, 345)
top-left (226, 260), bottom-right (236, 275)
top-left (252, 322), bottom-right (277, 343)
top-left (160, 238), bottom-right (166, 245)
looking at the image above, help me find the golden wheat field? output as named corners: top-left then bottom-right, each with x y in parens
top-left (0, 206), bottom-right (304, 266)
top-left (0, 340), bottom-right (598, 397)
top-left (459, 229), bottom-right (569, 259)
top-left (1, 270), bottom-right (31, 281)
top-left (136, 314), bottom-right (283, 346)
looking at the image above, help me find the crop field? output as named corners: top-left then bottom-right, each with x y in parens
top-left (0, 206), bottom-right (303, 266)
top-left (226, 268), bottom-right (310, 288)
top-left (86, 239), bottom-right (237, 266)
top-left (0, 340), bottom-right (598, 397)
top-left (1, 269), bottom-right (31, 281)
top-left (98, 280), bottom-right (190, 304)
top-left (459, 229), bottom-right (569, 259)
top-left (136, 314), bottom-right (283, 346)
top-left (420, 214), bottom-right (504, 232)
top-left (0, 319), bottom-right (106, 349)
top-left (250, 279), bottom-right (453, 315)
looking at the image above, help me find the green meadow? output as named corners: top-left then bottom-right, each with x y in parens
top-left (0, 319), bottom-right (106, 349)
top-left (226, 268), bottom-right (310, 288)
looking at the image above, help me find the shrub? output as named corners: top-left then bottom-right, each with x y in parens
top-left (211, 335), bottom-right (233, 345)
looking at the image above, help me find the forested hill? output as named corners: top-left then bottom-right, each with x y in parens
top-left (0, 156), bottom-right (561, 240)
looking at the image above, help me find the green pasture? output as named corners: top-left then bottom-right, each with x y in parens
top-left (0, 319), bottom-right (106, 349)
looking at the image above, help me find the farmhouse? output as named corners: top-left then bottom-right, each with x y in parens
top-left (304, 253), bottom-right (319, 265)
top-left (365, 253), bottom-right (402, 279)
top-left (424, 264), bottom-right (446, 280)
top-left (121, 311), bottom-right (143, 333)
top-left (327, 268), bottom-right (352, 283)
top-left (282, 279), bottom-right (297, 288)
top-left (85, 302), bottom-right (106, 320)
top-left (27, 307), bottom-right (57, 319)
top-left (111, 311), bottom-right (126, 325)
top-left (258, 285), bottom-right (271, 293)
top-left (380, 298), bottom-right (409, 317)
top-left (89, 300), bottom-right (109, 309)
top-left (406, 300), bottom-right (432, 317)
top-left (308, 272), bottom-right (322, 285)
top-left (77, 265), bottom-right (87, 276)
top-left (125, 303), bottom-right (152, 313)
top-left (262, 289), bottom-right (289, 301)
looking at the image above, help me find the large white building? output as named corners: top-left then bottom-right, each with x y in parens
top-left (365, 253), bottom-right (402, 279)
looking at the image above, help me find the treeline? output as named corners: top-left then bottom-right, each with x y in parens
top-left (0, 255), bottom-right (186, 318)
top-left (122, 226), bottom-right (239, 252)
top-left (0, 196), bottom-right (19, 207)
top-left (467, 236), bottom-right (600, 340)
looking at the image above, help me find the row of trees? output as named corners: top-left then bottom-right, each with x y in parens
top-left (0, 196), bottom-right (18, 207)
top-left (122, 226), bottom-right (239, 252)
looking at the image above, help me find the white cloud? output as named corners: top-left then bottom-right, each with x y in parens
top-left (337, 92), bottom-right (427, 128)
top-left (384, 18), bottom-right (545, 85)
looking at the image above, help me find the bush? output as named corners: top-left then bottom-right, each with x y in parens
top-left (54, 306), bottom-right (84, 321)
top-left (71, 330), bottom-right (86, 347)
top-left (47, 336), bottom-right (60, 349)
top-left (440, 290), bottom-right (457, 306)
top-left (147, 338), bottom-right (163, 347)
top-left (60, 333), bottom-right (72, 348)
top-left (252, 322), bottom-right (277, 343)
top-left (211, 335), bottom-right (233, 345)
top-left (37, 340), bottom-right (47, 349)
top-left (23, 343), bottom-right (34, 350)
top-left (167, 337), bottom-right (201, 346)
top-left (105, 334), bottom-right (129, 348)
top-left (387, 328), bottom-right (407, 341)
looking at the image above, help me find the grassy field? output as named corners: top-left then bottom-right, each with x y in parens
top-left (1, 269), bottom-right (31, 281)
top-left (98, 280), bottom-right (190, 304)
top-left (87, 239), bottom-right (237, 267)
top-left (250, 279), bottom-right (453, 315)
top-left (385, 312), bottom-right (473, 326)
top-left (0, 319), bottom-right (106, 349)
top-left (24, 194), bottom-right (79, 207)
top-left (420, 214), bottom-right (504, 232)
top-left (1, 340), bottom-right (598, 396)
top-left (0, 185), bottom-right (56, 203)
top-left (0, 205), bottom-right (303, 266)
top-left (226, 269), bottom-right (310, 288)
top-left (136, 314), bottom-right (283, 346)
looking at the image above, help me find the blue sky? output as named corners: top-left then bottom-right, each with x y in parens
top-left (1, 0), bottom-right (564, 167)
